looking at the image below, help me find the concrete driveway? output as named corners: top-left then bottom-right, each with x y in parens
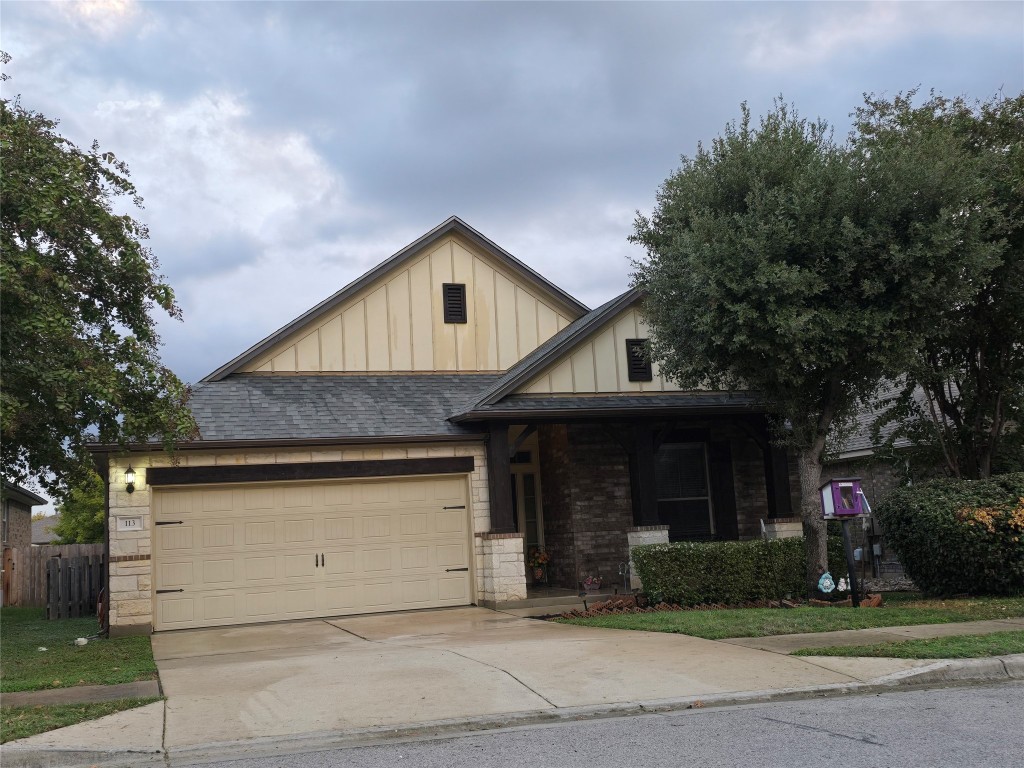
top-left (151, 607), bottom-right (920, 749)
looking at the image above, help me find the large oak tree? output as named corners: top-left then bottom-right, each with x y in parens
top-left (631, 99), bottom-right (1001, 590)
top-left (1, 76), bottom-right (197, 494)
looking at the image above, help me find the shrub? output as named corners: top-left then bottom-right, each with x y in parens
top-left (631, 536), bottom-right (848, 606)
top-left (874, 473), bottom-right (1024, 596)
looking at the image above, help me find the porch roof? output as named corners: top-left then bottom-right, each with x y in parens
top-left (450, 391), bottom-right (764, 422)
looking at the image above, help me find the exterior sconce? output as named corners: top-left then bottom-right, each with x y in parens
top-left (125, 465), bottom-right (136, 494)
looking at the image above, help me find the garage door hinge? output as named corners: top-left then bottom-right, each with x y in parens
top-left (442, 505), bottom-right (466, 510)
top-left (156, 589), bottom-right (185, 594)
top-left (155, 520), bottom-right (184, 526)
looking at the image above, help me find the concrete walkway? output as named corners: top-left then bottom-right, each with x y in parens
top-left (1, 680), bottom-right (161, 708)
top-left (3, 608), bottom-right (1023, 766)
top-left (720, 617), bottom-right (1024, 654)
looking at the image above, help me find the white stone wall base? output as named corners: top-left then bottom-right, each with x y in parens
top-left (475, 534), bottom-right (527, 604)
top-left (627, 526), bottom-right (670, 591)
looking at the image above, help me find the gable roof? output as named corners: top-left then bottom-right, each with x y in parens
top-left (454, 288), bottom-right (643, 415)
top-left (1, 481), bottom-right (47, 507)
top-left (203, 217), bottom-right (590, 382)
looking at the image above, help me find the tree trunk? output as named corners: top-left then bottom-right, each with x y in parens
top-left (796, 447), bottom-right (828, 595)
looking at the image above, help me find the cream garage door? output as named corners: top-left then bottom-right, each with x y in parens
top-left (152, 475), bottom-right (472, 630)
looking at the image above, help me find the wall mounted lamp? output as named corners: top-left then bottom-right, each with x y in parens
top-left (125, 465), bottom-right (136, 494)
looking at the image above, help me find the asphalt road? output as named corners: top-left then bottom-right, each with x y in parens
top-left (179, 681), bottom-right (1024, 768)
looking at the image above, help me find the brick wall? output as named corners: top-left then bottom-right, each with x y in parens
top-left (3, 500), bottom-right (32, 547)
top-left (537, 424), bottom-right (633, 589)
top-left (728, 433), bottom-right (770, 540)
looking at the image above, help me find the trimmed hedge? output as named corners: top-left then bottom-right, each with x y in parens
top-left (631, 536), bottom-right (848, 606)
top-left (874, 473), bottom-right (1024, 597)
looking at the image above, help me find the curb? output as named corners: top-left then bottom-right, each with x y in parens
top-left (3, 654), bottom-right (1022, 768)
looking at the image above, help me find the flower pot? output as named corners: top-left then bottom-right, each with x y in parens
top-left (533, 567), bottom-right (545, 580)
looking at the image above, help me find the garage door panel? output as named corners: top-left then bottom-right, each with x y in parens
top-left (153, 476), bottom-right (473, 630)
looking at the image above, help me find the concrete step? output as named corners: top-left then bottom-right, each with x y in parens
top-left (495, 591), bottom-right (620, 610)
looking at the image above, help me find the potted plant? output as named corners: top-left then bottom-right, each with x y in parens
top-left (583, 574), bottom-right (602, 592)
top-left (527, 548), bottom-right (550, 581)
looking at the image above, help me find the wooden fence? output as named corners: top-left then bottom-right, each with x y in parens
top-left (1, 544), bottom-right (105, 612)
top-left (46, 552), bottom-right (105, 619)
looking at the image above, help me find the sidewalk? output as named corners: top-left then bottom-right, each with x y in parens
top-left (719, 617), bottom-right (1024, 654)
top-left (3, 615), bottom-right (1022, 768)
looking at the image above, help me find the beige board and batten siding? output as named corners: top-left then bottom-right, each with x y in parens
top-left (519, 307), bottom-right (685, 394)
top-left (243, 236), bottom-right (579, 374)
top-left (152, 476), bottom-right (473, 631)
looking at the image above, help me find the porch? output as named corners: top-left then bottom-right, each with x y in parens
top-left (488, 416), bottom-right (799, 596)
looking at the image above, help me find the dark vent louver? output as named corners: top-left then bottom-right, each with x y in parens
top-left (443, 283), bottom-right (468, 323)
top-left (626, 339), bottom-right (653, 382)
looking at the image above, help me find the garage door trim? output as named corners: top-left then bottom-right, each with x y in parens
top-left (147, 456), bottom-right (474, 486)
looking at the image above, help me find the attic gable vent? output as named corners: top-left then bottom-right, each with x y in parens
top-left (443, 283), bottom-right (468, 323)
top-left (626, 339), bottom-right (653, 382)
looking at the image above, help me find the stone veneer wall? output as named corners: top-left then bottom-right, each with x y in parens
top-left (475, 533), bottom-right (527, 605)
top-left (106, 442), bottom-right (493, 635)
top-left (626, 525), bottom-right (669, 590)
top-left (537, 424), bottom-right (633, 589)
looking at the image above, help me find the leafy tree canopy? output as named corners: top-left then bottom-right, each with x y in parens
top-left (53, 470), bottom-right (105, 544)
top-left (858, 92), bottom-right (1024, 479)
top-left (1, 59), bottom-right (197, 494)
top-left (631, 97), bottom-right (1002, 588)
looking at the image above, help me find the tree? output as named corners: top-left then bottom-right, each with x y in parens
top-left (53, 471), bottom-right (105, 544)
top-left (1, 65), bottom-right (197, 494)
top-left (631, 99), bottom-right (1000, 591)
top-left (858, 92), bottom-right (1024, 479)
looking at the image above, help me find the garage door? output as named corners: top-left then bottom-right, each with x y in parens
top-left (152, 475), bottom-right (472, 630)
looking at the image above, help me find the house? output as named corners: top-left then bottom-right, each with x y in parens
top-left (2, 481), bottom-right (46, 548)
top-left (32, 515), bottom-right (61, 545)
top-left (96, 217), bottom-right (800, 636)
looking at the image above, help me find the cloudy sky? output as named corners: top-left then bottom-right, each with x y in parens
top-left (3, 1), bottom-right (1022, 383)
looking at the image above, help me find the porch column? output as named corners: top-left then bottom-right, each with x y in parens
top-left (487, 423), bottom-right (516, 533)
top-left (632, 423), bottom-right (661, 527)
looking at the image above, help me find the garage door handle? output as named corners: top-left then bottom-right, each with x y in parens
top-left (445, 567), bottom-right (469, 572)
top-left (442, 505), bottom-right (466, 510)
top-left (156, 589), bottom-right (184, 594)
top-left (155, 521), bottom-right (183, 526)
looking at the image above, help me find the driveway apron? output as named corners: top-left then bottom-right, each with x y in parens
top-left (150, 607), bottom-right (910, 749)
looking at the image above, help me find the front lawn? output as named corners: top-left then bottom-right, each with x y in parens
top-left (554, 593), bottom-right (1024, 639)
top-left (0, 608), bottom-right (158, 692)
top-left (792, 630), bottom-right (1024, 659)
top-left (0, 697), bottom-right (161, 744)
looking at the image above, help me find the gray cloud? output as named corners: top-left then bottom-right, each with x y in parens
top-left (2, 0), bottom-right (1021, 388)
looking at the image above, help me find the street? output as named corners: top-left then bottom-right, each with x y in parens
top-left (178, 681), bottom-right (1024, 768)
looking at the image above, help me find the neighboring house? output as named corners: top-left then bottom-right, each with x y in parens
top-left (32, 515), bottom-right (61, 545)
top-left (95, 217), bottom-right (801, 636)
top-left (2, 481), bottom-right (46, 548)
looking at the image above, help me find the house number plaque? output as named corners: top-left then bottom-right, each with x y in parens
top-left (116, 516), bottom-right (144, 532)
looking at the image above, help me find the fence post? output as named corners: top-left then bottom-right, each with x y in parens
top-left (46, 558), bottom-right (57, 619)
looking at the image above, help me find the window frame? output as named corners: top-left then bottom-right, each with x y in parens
top-left (654, 442), bottom-right (716, 540)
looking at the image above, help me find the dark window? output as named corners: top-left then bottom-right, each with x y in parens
top-left (654, 443), bottom-right (714, 540)
top-left (626, 339), bottom-right (652, 381)
top-left (443, 283), bottom-right (467, 323)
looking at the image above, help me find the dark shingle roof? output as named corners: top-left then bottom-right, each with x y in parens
top-left (836, 382), bottom-right (916, 458)
top-left (32, 516), bottom-right (60, 545)
top-left (456, 392), bottom-right (764, 420)
top-left (183, 374), bottom-right (503, 442)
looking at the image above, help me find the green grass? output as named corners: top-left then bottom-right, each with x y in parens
top-left (792, 630), bottom-right (1024, 659)
top-left (555, 593), bottom-right (1024, 640)
top-left (0, 608), bottom-right (158, 693)
top-left (0, 697), bottom-right (161, 744)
